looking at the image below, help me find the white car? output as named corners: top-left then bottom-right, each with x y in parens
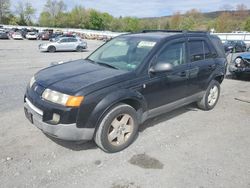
top-left (39, 37), bottom-right (87, 52)
top-left (12, 32), bottom-right (23, 40)
top-left (26, 32), bottom-right (37, 40)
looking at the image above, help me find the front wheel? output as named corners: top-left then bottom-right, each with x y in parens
top-left (48, 46), bottom-right (56, 53)
top-left (94, 103), bottom-right (139, 153)
top-left (197, 80), bottom-right (220, 111)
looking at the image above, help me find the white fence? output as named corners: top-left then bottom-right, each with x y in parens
top-left (1, 24), bottom-right (125, 37)
top-left (213, 33), bottom-right (250, 45)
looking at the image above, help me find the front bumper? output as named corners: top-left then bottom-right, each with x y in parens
top-left (38, 45), bottom-right (48, 52)
top-left (24, 98), bottom-right (94, 141)
top-left (229, 64), bottom-right (250, 74)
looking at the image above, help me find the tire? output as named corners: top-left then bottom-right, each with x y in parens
top-left (76, 46), bottom-right (83, 52)
top-left (94, 103), bottom-right (139, 153)
top-left (197, 80), bottom-right (220, 111)
top-left (48, 46), bottom-right (56, 53)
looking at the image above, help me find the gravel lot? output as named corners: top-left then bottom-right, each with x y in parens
top-left (0, 39), bottom-right (249, 188)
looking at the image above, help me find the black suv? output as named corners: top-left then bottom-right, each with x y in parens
top-left (24, 30), bottom-right (226, 153)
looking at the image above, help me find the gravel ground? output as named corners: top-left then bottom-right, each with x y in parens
top-left (0, 39), bottom-right (249, 188)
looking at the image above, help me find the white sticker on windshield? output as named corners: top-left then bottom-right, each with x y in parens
top-left (138, 41), bottom-right (156, 48)
top-left (115, 41), bottom-right (127, 46)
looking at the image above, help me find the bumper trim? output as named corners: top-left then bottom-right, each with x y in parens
top-left (24, 102), bottom-right (95, 141)
top-left (25, 98), bottom-right (43, 116)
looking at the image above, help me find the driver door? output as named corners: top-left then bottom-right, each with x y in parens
top-left (142, 38), bottom-right (189, 112)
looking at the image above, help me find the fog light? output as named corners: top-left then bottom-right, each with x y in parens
top-left (51, 113), bottom-right (60, 124)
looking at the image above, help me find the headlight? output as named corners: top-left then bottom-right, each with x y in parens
top-left (30, 76), bottom-right (36, 88)
top-left (42, 88), bottom-right (84, 107)
top-left (235, 58), bottom-right (242, 67)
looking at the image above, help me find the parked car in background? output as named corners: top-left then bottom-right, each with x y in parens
top-left (25, 30), bottom-right (226, 152)
top-left (41, 32), bottom-right (50, 40)
top-left (12, 32), bottom-right (23, 40)
top-left (0, 31), bottom-right (9, 39)
top-left (26, 32), bottom-right (38, 40)
top-left (49, 33), bottom-right (63, 41)
top-left (224, 40), bottom-right (247, 53)
top-left (229, 53), bottom-right (250, 78)
top-left (49, 34), bottom-right (76, 42)
top-left (39, 37), bottom-right (87, 52)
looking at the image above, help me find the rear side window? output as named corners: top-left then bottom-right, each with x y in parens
top-left (68, 38), bottom-right (77, 42)
top-left (189, 40), bottom-right (213, 62)
top-left (60, 38), bottom-right (68, 43)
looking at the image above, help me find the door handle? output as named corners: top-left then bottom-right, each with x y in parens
top-left (208, 64), bottom-right (216, 70)
top-left (179, 71), bottom-right (187, 77)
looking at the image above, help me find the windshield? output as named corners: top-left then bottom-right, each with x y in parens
top-left (87, 37), bottom-right (157, 71)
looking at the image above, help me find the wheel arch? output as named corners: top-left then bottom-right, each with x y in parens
top-left (85, 89), bottom-right (147, 129)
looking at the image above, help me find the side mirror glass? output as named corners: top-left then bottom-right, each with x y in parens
top-left (149, 62), bottom-right (173, 73)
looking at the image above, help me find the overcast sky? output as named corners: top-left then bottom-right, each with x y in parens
top-left (11, 0), bottom-right (248, 18)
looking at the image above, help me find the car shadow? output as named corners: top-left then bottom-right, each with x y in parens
top-left (44, 133), bottom-right (97, 151)
top-left (41, 50), bottom-right (89, 53)
top-left (45, 103), bottom-right (198, 151)
top-left (139, 103), bottom-right (198, 132)
top-left (225, 74), bottom-right (250, 81)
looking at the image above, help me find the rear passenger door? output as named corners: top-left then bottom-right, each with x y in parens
top-left (67, 38), bottom-right (78, 50)
top-left (187, 38), bottom-right (216, 96)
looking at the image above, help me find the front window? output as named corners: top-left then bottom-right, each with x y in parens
top-left (87, 37), bottom-right (157, 71)
top-left (157, 42), bottom-right (186, 67)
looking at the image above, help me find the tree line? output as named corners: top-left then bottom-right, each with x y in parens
top-left (1, 0), bottom-right (250, 32)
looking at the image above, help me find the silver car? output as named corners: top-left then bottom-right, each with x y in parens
top-left (39, 37), bottom-right (87, 52)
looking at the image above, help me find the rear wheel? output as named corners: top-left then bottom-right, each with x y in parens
top-left (197, 80), bottom-right (220, 111)
top-left (76, 46), bottom-right (83, 52)
top-left (94, 103), bottom-right (139, 153)
top-left (48, 46), bottom-right (56, 53)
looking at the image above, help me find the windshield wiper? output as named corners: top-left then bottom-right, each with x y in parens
top-left (96, 62), bottom-right (118, 70)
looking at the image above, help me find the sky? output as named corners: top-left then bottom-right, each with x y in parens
top-left (11, 0), bottom-right (248, 18)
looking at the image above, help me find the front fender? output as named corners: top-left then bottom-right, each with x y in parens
top-left (77, 89), bottom-right (147, 129)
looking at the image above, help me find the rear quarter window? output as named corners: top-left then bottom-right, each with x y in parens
top-left (210, 36), bottom-right (226, 58)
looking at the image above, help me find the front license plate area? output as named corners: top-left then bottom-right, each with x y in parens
top-left (24, 108), bottom-right (33, 124)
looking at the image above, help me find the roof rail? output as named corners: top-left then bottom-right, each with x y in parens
top-left (141, 30), bottom-right (208, 34)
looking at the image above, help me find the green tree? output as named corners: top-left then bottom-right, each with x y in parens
top-left (89, 10), bottom-right (104, 30)
top-left (180, 17), bottom-right (195, 30)
top-left (15, 1), bottom-right (36, 25)
top-left (0, 0), bottom-right (11, 24)
top-left (122, 17), bottom-right (139, 32)
top-left (39, 12), bottom-right (52, 26)
top-left (244, 17), bottom-right (250, 32)
top-left (102, 12), bottom-right (113, 30)
top-left (170, 12), bottom-right (182, 29)
top-left (41, 0), bottom-right (66, 27)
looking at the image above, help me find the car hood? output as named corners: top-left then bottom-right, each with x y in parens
top-left (239, 53), bottom-right (250, 60)
top-left (35, 59), bottom-right (129, 95)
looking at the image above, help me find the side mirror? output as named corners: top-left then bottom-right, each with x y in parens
top-left (225, 46), bottom-right (233, 53)
top-left (149, 62), bottom-right (173, 73)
